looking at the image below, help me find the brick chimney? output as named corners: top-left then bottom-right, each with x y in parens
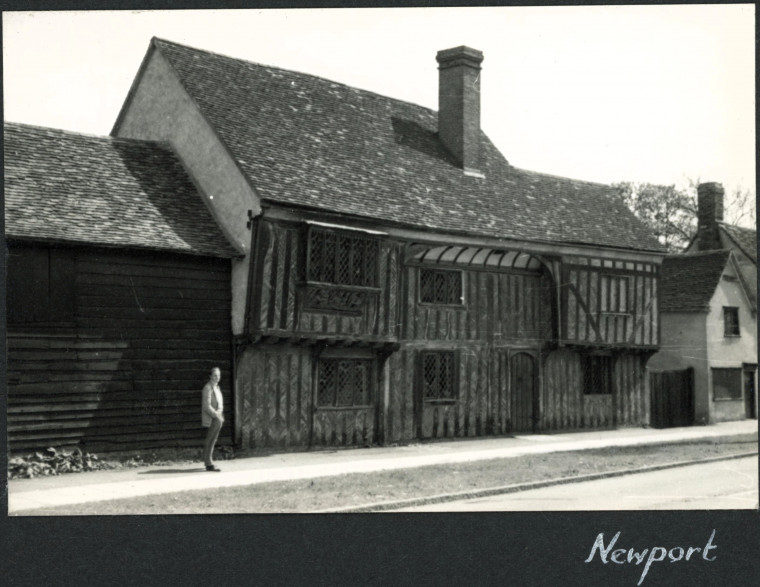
top-left (436, 46), bottom-right (484, 176)
top-left (696, 182), bottom-right (725, 251)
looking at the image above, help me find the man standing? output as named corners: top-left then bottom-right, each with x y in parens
top-left (201, 367), bottom-right (224, 472)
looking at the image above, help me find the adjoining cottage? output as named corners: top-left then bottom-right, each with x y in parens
top-left (4, 123), bottom-right (240, 452)
top-left (111, 39), bottom-right (666, 449)
top-left (649, 183), bottom-right (758, 424)
top-left (6, 38), bottom-right (669, 453)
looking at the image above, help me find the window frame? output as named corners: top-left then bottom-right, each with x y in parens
top-left (419, 350), bottom-right (459, 404)
top-left (723, 306), bottom-right (740, 337)
top-left (306, 226), bottom-right (379, 289)
top-left (418, 267), bottom-right (464, 307)
top-left (582, 354), bottom-right (613, 395)
top-left (712, 367), bottom-right (743, 401)
top-left (316, 357), bottom-right (375, 409)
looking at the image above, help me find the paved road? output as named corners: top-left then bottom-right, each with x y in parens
top-left (395, 456), bottom-right (759, 511)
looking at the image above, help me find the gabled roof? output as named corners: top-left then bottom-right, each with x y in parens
top-left (660, 250), bottom-right (731, 312)
top-left (720, 223), bottom-right (756, 264)
top-left (4, 122), bottom-right (240, 258)
top-left (138, 38), bottom-right (664, 253)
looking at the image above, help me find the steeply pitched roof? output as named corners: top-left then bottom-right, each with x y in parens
top-left (145, 38), bottom-right (664, 253)
top-left (4, 122), bottom-right (240, 258)
top-left (660, 250), bottom-right (731, 312)
top-left (720, 223), bottom-right (756, 263)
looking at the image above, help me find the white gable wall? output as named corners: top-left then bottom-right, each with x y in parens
top-left (114, 48), bottom-right (261, 335)
top-left (705, 259), bottom-right (757, 421)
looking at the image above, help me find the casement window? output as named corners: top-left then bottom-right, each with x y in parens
top-left (6, 246), bottom-right (75, 324)
top-left (599, 275), bottom-right (630, 314)
top-left (317, 358), bottom-right (373, 407)
top-left (712, 368), bottom-right (742, 401)
top-left (582, 355), bottom-right (613, 395)
top-left (419, 268), bottom-right (463, 305)
top-left (307, 228), bottom-right (378, 287)
top-left (421, 351), bottom-right (458, 401)
top-left (723, 307), bottom-right (740, 337)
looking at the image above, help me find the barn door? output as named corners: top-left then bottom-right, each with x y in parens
top-left (510, 353), bottom-right (538, 433)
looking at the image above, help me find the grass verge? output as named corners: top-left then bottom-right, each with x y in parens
top-left (14, 433), bottom-right (757, 515)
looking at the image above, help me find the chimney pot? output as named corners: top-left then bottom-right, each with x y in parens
top-left (436, 46), bottom-right (484, 176)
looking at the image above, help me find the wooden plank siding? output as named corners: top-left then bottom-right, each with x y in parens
top-left (7, 247), bottom-right (233, 453)
top-left (542, 350), bottom-right (583, 430)
top-left (561, 257), bottom-right (659, 348)
top-left (402, 266), bottom-right (553, 343)
top-left (236, 346), bottom-right (311, 449)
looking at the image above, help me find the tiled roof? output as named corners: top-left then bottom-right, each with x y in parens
top-left (149, 38), bottom-right (664, 253)
top-left (660, 250), bottom-right (731, 312)
top-left (4, 122), bottom-right (240, 258)
top-left (720, 223), bottom-right (756, 263)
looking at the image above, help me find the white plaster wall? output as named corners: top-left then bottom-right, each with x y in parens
top-left (705, 261), bottom-right (757, 422)
top-left (114, 49), bottom-right (261, 335)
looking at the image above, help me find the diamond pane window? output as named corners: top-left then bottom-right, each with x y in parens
top-left (307, 228), bottom-right (378, 287)
top-left (317, 359), bottom-right (372, 407)
top-left (420, 269), bottom-right (463, 305)
top-left (421, 351), bottom-right (457, 401)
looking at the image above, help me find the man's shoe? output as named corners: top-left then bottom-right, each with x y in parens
top-left (206, 465), bottom-right (221, 472)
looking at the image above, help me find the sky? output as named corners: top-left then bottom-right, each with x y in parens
top-left (2, 6), bottom-right (755, 224)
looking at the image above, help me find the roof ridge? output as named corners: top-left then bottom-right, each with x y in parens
top-left (4, 120), bottom-right (174, 150)
top-left (151, 37), bottom-right (439, 117)
top-left (511, 165), bottom-right (613, 189)
top-left (671, 248), bottom-right (732, 259)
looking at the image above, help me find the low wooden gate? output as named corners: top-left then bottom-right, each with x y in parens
top-left (650, 368), bottom-right (694, 428)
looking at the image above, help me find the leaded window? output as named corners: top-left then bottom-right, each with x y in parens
top-left (420, 269), bottom-right (463, 305)
top-left (317, 359), bottom-right (372, 407)
top-left (421, 351), bottom-right (457, 401)
top-left (307, 228), bottom-right (378, 287)
top-left (582, 355), bottom-right (613, 395)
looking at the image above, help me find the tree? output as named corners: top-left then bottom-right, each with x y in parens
top-left (612, 181), bottom-right (756, 253)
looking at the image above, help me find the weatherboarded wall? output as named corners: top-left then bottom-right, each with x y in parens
top-left (7, 244), bottom-right (232, 453)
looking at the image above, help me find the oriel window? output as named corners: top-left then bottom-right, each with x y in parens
top-left (307, 228), bottom-right (378, 287)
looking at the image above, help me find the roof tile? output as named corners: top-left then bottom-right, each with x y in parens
top-left (660, 250), bottom-right (731, 312)
top-left (152, 38), bottom-right (664, 252)
top-left (4, 122), bottom-right (239, 258)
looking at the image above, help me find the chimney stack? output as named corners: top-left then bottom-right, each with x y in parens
top-left (696, 182), bottom-right (725, 251)
top-left (436, 46), bottom-right (484, 176)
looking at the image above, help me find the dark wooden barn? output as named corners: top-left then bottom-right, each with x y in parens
top-left (4, 123), bottom-right (240, 453)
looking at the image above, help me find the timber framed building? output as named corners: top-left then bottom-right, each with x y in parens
top-left (5, 39), bottom-right (667, 452)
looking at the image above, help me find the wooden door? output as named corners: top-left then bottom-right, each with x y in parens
top-left (510, 353), bottom-right (537, 433)
top-left (744, 370), bottom-right (756, 419)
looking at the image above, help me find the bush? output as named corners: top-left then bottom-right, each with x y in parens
top-left (8, 447), bottom-right (110, 480)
